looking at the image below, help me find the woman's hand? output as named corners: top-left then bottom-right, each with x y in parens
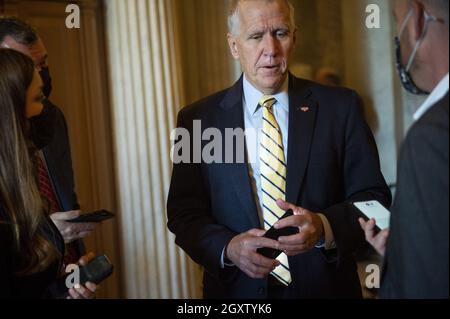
top-left (67, 252), bottom-right (98, 299)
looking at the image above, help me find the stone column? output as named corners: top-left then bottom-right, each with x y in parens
top-left (105, 0), bottom-right (201, 299)
top-left (341, 0), bottom-right (400, 185)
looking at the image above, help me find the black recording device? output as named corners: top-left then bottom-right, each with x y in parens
top-left (79, 255), bottom-right (114, 285)
top-left (257, 209), bottom-right (299, 259)
top-left (68, 210), bottom-right (115, 223)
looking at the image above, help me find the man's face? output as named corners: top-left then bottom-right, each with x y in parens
top-left (1, 36), bottom-right (48, 70)
top-left (228, 0), bottom-right (296, 94)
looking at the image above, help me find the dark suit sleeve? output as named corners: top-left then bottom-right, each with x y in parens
top-left (321, 91), bottom-right (392, 259)
top-left (44, 102), bottom-right (85, 261)
top-left (381, 101), bottom-right (449, 298)
top-left (167, 111), bottom-right (238, 280)
top-left (54, 104), bottom-right (80, 210)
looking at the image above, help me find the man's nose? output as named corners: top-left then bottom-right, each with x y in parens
top-left (262, 35), bottom-right (278, 58)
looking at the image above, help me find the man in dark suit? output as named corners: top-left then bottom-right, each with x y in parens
top-left (167, 0), bottom-right (391, 299)
top-left (360, 0), bottom-right (448, 298)
top-left (42, 99), bottom-right (92, 254)
top-left (0, 17), bottom-right (96, 267)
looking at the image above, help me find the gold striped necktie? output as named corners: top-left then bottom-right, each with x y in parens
top-left (259, 95), bottom-right (292, 286)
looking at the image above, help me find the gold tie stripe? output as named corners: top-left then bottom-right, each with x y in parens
top-left (259, 95), bottom-right (292, 286)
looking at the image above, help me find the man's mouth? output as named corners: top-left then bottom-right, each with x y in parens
top-left (261, 65), bottom-right (280, 69)
top-left (259, 64), bottom-right (283, 74)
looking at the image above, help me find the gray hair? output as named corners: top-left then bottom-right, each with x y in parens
top-left (0, 17), bottom-right (38, 45)
top-left (228, 0), bottom-right (296, 36)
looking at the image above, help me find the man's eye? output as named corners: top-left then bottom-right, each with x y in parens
top-left (276, 31), bottom-right (288, 38)
top-left (250, 34), bottom-right (262, 40)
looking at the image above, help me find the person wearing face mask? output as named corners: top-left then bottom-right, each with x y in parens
top-left (0, 17), bottom-right (98, 282)
top-left (359, 0), bottom-right (448, 299)
top-left (0, 49), bottom-right (97, 299)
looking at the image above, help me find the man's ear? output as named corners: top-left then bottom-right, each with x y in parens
top-left (227, 33), bottom-right (239, 60)
top-left (410, 0), bottom-right (426, 42)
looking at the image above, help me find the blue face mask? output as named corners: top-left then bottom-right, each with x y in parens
top-left (394, 9), bottom-right (437, 95)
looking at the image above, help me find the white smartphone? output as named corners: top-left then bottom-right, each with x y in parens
top-left (354, 200), bottom-right (391, 231)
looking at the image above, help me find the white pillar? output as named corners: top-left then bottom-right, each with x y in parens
top-left (341, 0), bottom-right (400, 185)
top-left (105, 0), bottom-right (200, 299)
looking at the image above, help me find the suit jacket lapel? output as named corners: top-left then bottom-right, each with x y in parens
top-left (219, 76), bottom-right (261, 228)
top-left (286, 75), bottom-right (318, 204)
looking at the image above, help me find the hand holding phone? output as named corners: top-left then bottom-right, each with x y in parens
top-left (257, 209), bottom-right (299, 259)
top-left (79, 255), bottom-right (114, 285)
top-left (68, 210), bottom-right (115, 223)
top-left (354, 200), bottom-right (391, 232)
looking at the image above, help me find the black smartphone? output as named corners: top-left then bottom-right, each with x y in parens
top-left (68, 210), bottom-right (115, 223)
top-left (257, 209), bottom-right (299, 259)
top-left (79, 255), bottom-right (114, 285)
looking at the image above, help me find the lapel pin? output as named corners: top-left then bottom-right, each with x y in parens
top-left (300, 106), bottom-right (310, 112)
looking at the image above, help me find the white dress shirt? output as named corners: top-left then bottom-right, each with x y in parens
top-left (414, 73), bottom-right (449, 121)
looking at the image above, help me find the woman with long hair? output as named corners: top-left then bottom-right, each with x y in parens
top-left (0, 48), bottom-right (95, 298)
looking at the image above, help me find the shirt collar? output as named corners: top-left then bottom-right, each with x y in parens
top-left (243, 74), bottom-right (289, 116)
top-left (414, 73), bottom-right (449, 121)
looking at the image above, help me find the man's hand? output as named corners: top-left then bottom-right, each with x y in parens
top-left (274, 200), bottom-right (324, 256)
top-left (50, 211), bottom-right (96, 244)
top-left (226, 229), bottom-right (281, 279)
top-left (359, 218), bottom-right (389, 256)
top-left (67, 252), bottom-right (97, 299)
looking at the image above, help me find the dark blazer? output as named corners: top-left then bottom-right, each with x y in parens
top-left (43, 100), bottom-right (79, 213)
top-left (167, 75), bottom-right (391, 299)
top-left (42, 100), bottom-right (85, 257)
top-left (381, 94), bottom-right (449, 299)
top-left (0, 205), bottom-right (64, 299)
